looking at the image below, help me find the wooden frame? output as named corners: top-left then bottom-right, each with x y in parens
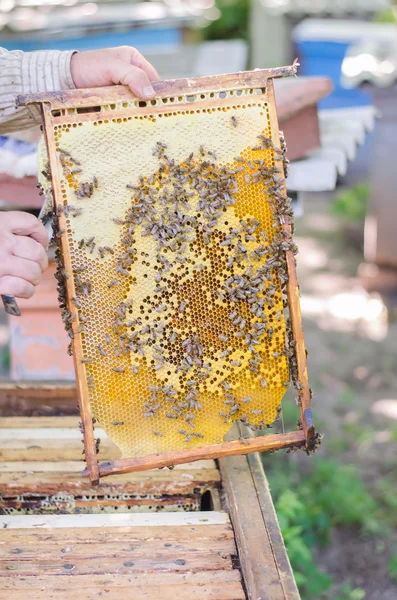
top-left (18, 65), bottom-right (315, 485)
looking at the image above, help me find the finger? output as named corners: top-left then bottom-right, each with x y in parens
top-left (1, 256), bottom-right (42, 286)
top-left (4, 211), bottom-right (48, 250)
top-left (12, 235), bottom-right (48, 272)
top-left (0, 276), bottom-right (35, 300)
top-left (109, 61), bottom-right (155, 99)
top-left (128, 47), bottom-right (159, 82)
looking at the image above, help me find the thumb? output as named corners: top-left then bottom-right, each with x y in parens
top-left (5, 212), bottom-right (48, 250)
top-left (109, 61), bottom-right (155, 99)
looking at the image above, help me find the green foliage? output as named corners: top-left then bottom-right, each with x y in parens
top-left (204, 0), bottom-right (250, 41)
top-left (373, 8), bottom-right (396, 23)
top-left (330, 183), bottom-right (369, 224)
top-left (0, 346), bottom-right (10, 372)
top-left (266, 457), bottom-right (379, 598)
top-left (334, 584), bottom-right (366, 600)
top-left (389, 554), bottom-right (397, 582)
top-left (276, 489), bottom-right (333, 597)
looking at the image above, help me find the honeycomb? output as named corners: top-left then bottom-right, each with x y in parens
top-left (38, 89), bottom-right (295, 459)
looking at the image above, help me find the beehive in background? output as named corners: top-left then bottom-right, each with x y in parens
top-left (33, 68), bottom-right (309, 469)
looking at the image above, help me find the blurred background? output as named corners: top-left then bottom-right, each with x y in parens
top-left (0, 1), bottom-right (397, 598)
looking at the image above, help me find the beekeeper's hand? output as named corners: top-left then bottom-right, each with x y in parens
top-left (70, 46), bottom-right (159, 99)
top-left (0, 212), bottom-right (48, 299)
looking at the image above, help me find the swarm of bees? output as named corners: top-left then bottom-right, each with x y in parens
top-left (50, 122), bottom-right (311, 453)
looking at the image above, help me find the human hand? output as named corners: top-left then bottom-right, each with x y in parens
top-left (70, 46), bottom-right (159, 99)
top-left (0, 212), bottom-right (49, 300)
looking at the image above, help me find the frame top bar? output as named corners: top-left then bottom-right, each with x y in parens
top-left (17, 64), bottom-right (298, 111)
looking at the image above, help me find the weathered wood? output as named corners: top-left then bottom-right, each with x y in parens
top-left (0, 437), bottom-right (118, 462)
top-left (0, 459), bottom-right (216, 472)
top-left (17, 65), bottom-right (298, 110)
top-left (0, 416), bottom-right (80, 428)
top-left (0, 523), bottom-right (234, 544)
top-left (0, 570), bottom-right (241, 589)
top-left (87, 431), bottom-right (305, 478)
top-left (0, 383), bottom-right (77, 416)
top-left (247, 453), bottom-right (300, 599)
top-left (0, 538), bottom-right (236, 559)
top-left (364, 84), bottom-right (397, 268)
top-left (0, 496), bottom-right (200, 513)
top-left (0, 584), bottom-right (245, 600)
top-left (279, 105), bottom-right (320, 162)
top-left (0, 428), bottom-right (107, 440)
top-left (0, 467), bottom-right (221, 497)
top-left (267, 81), bottom-right (314, 446)
top-left (42, 103), bottom-right (99, 485)
top-left (0, 511), bottom-right (229, 529)
top-left (275, 77), bottom-right (333, 122)
top-left (0, 552), bottom-right (233, 576)
top-left (220, 455), bottom-right (293, 600)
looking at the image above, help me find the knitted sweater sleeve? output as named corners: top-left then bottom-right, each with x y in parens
top-left (0, 47), bottom-right (76, 133)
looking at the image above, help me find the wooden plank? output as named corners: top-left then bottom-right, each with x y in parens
top-left (0, 538), bottom-right (236, 560)
top-left (0, 569), bottom-right (241, 589)
top-left (0, 496), bottom-right (200, 513)
top-left (0, 467), bottom-right (221, 496)
top-left (0, 417), bottom-right (80, 428)
top-left (0, 433), bottom-right (304, 465)
top-left (0, 511), bottom-right (229, 529)
top-left (0, 552), bottom-right (233, 576)
top-left (0, 438), bottom-right (118, 461)
top-left (248, 453), bottom-right (300, 599)
top-left (220, 455), bottom-right (286, 600)
top-left (0, 428), bottom-right (107, 440)
top-left (90, 431), bottom-right (305, 477)
top-left (275, 77), bottom-right (333, 122)
top-left (0, 459), bottom-right (216, 472)
top-left (279, 105), bottom-right (320, 162)
top-left (0, 584), bottom-right (246, 600)
top-left (0, 523), bottom-right (234, 544)
top-left (17, 65), bottom-right (298, 110)
top-left (0, 383), bottom-right (77, 417)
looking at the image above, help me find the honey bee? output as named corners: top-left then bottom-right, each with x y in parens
top-left (231, 116), bottom-right (238, 127)
top-left (230, 360), bottom-right (241, 367)
top-left (239, 436), bottom-right (250, 445)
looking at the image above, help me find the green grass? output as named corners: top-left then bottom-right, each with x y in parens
top-left (263, 453), bottom-right (388, 598)
top-left (389, 554), bottom-right (397, 582)
top-left (330, 183), bottom-right (369, 224)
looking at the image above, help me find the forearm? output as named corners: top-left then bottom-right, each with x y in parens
top-left (0, 48), bottom-right (76, 134)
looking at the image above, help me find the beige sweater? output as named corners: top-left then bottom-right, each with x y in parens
top-left (0, 47), bottom-right (76, 134)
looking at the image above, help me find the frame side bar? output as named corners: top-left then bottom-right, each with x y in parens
top-left (17, 65), bottom-right (298, 110)
top-left (266, 81), bottom-right (315, 447)
top-left (82, 431), bottom-right (306, 478)
top-left (41, 104), bottom-right (100, 485)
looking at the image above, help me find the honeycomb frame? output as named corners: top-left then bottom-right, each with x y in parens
top-left (19, 66), bottom-right (315, 484)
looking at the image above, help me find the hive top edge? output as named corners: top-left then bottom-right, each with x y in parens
top-left (16, 64), bottom-right (299, 109)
